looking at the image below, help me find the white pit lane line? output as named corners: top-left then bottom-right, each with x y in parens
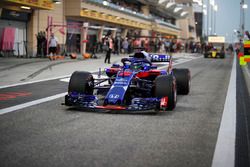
top-left (0, 93), bottom-right (67, 115)
top-left (211, 55), bottom-right (236, 167)
top-left (0, 75), bottom-right (70, 89)
top-left (0, 56), bottom-right (201, 115)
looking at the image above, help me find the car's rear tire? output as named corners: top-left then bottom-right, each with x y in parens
top-left (154, 75), bottom-right (177, 111)
top-left (68, 71), bottom-right (94, 94)
top-left (173, 68), bottom-right (191, 95)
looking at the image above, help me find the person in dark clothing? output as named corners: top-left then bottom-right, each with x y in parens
top-left (104, 35), bottom-right (113, 64)
top-left (170, 41), bottom-right (175, 54)
top-left (185, 42), bottom-right (188, 53)
top-left (91, 40), bottom-right (97, 58)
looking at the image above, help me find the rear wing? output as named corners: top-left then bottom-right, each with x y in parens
top-left (129, 49), bottom-right (172, 62)
top-left (149, 54), bottom-right (172, 62)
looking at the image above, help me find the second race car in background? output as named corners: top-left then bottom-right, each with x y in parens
top-left (204, 36), bottom-right (225, 59)
top-left (65, 51), bottom-right (191, 114)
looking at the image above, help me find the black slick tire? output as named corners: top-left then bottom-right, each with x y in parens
top-left (154, 75), bottom-right (177, 111)
top-left (173, 68), bottom-right (191, 95)
top-left (68, 71), bottom-right (94, 95)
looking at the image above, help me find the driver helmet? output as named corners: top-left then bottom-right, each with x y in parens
top-left (141, 51), bottom-right (151, 62)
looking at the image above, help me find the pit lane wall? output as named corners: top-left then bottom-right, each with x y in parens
top-left (240, 40), bottom-right (250, 95)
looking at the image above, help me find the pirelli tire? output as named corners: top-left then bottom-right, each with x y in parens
top-left (68, 71), bottom-right (94, 95)
top-left (173, 68), bottom-right (191, 95)
top-left (154, 75), bottom-right (177, 111)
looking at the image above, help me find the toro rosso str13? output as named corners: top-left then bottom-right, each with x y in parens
top-left (65, 51), bottom-right (191, 113)
top-left (136, 51), bottom-right (171, 62)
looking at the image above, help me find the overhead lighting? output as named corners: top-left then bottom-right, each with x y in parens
top-left (103, 1), bottom-right (109, 6)
top-left (181, 11), bottom-right (188, 16)
top-left (20, 6), bottom-right (31, 10)
top-left (120, 7), bottom-right (124, 10)
top-left (166, 2), bottom-right (175, 8)
top-left (193, 0), bottom-right (202, 6)
top-left (193, 0), bottom-right (201, 3)
top-left (133, 11), bottom-right (137, 14)
top-left (213, 5), bottom-right (218, 11)
top-left (53, 0), bottom-right (61, 4)
top-left (203, 9), bottom-right (207, 15)
top-left (210, 0), bottom-right (215, 7)
top-left (158, 0), bottom-right (168, 4)
top-left (174, 7), bottom-right (182, 13)
top-left (242, 4), bottom-right (248, 9)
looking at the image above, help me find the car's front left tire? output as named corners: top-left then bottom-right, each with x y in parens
top-left (154, 75), bottom-right (177, 111)
top-left (173, 68), bottom-right (191, 95)
top-left (68, 71), bottom-right (94, 94)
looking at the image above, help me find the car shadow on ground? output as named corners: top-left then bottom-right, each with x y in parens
top-left (64, 106), bottom-right (179, 117)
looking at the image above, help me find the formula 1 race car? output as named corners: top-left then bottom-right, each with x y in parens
top-left (204, 36), bottom-right (225, 59)
top-left (148, 53), bottom-right (172, 62)
top-left (204, 46), bottom-right (225, 59)
top-left (65, 51), bottom-right (191, 113)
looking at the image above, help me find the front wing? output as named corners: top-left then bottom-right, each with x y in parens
top-left (149, 54), bottom-right (171, 62)
top-left (65, 93), bottom-right (165, 112)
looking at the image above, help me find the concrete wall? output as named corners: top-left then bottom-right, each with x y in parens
top-left (176, 6), bottom-right (197, 41)
top-left (65, 0), bottom-right (81, 16)
top-left (177, 18), bottom-right (189, 39)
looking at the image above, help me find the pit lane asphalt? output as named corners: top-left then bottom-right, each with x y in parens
top-left (0, 55), bottom-right (234, 167)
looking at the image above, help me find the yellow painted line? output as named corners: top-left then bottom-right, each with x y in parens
top-left (240, 56), bottom-right (250, 66)
top-left (244, 40), bottom-right (250, 45)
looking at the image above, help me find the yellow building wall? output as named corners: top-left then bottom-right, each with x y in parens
top-left (65, 0), bottom-right (81, 16)
top-left (177, 18), bottom-right (189, 40)
top-left (26, 0), bottom-right (181, 56)
top-left (27, 1), bottom-right (66, 57)
top-left (176, 6), bottom-right (197, 41)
